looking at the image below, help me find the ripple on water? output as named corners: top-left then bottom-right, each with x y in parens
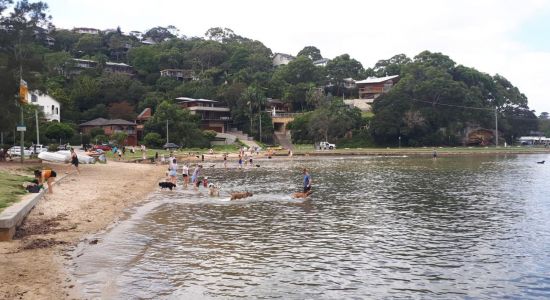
top-left (72, 155), bottom-right (550, 299)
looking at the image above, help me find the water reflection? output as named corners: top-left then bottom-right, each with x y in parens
top-left (72, 155), bottom-right (550, 299)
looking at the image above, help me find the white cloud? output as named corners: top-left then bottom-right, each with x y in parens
top-left (47, 0), bottom-right (550, 113)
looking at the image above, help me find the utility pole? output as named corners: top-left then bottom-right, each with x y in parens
top-left (259, 112), bottom-right (262, 143)
top-left (19, 63), bottom-right (24, 164)
top-left (495, 106), bottom-right (498, 147)
top-left (35, 109), bottom-right (39, 145)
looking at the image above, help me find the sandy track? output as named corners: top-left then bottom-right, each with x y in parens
top-left (0, 162), bottom-right (164, 299)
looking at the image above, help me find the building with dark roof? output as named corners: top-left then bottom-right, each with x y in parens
top-left (176, 97), bottom-right (231, 133)
top-left (356, 75), bottom-right (400, 100)
top-left (79, 118), bottom-right (137, 146)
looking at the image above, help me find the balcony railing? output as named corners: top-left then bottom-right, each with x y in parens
top-left (113, 129), bottom-right (136, 134)
top-left (201, 116), bottom-right (232, 121)
top-left (271, 112), bottom-right (303, 118)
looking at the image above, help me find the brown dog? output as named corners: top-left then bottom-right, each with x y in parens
top-left (230, 191), bottom-right (253, 200)
top-left (292, 190), bottom-right (313, 199)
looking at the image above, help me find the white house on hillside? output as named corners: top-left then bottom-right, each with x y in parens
top-left (29, 91), bottom-right (61, 122)
top-left (272, 53), bottom-right (295, 67)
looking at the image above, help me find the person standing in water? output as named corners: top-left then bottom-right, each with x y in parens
top-left (303, 168), bottom-right (312, 193)
top-left (432, 148), bottom-right (438, 160)
top-left (223, 154), bottom-right (228, 169)
top-left (191, 164), bottom-right (202, 191)
top-left (182, 163), bottom-right (190, 188)
top-left (169, 158), bottom-right (178, 185)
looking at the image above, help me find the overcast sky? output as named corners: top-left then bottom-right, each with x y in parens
top-left (45, 0), bottom-right (550, 114)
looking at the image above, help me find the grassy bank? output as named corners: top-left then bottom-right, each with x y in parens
top-left (0, 171), bottom-right (34, 213)
top-left (101, 144), bottom-right (243, 161)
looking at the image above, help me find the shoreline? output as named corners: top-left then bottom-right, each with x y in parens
top-left (0, 150), bottom-right (548, 298)
top-left (0, 161), bottom-right (164, 299)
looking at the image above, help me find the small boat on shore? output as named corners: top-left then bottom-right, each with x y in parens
top-left (57, 150), bottom-right (95, 164)
top-left (38, 151), bottom-right (70, 163)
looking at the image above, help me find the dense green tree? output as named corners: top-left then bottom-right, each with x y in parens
top-left (144, 101), bottom-right (210, 147)
top-left (143, 132), bottom-right (163, 147)
top-left (144, 25), bottom-right (178, 43)
top-left (297, 46), bottom-right (322, 61)
top-left (75, 34), bottom-right (103, 56)
top-left (50, 29), bottom-right (80, 52)
top-left (0, 0), bottom-right (51, 133)
top-left (108, 101), bottom-right (136, 120)
top-left (325, 54), bottom-right (363, 97)
top-left (45, 122), bottom-right (75, 142)
top-left (288, 99), bottom-right (362, 143)
top-left (373, 54), bottom-right (411, 77)
top-left (110, 131), bottom-right (128, 146)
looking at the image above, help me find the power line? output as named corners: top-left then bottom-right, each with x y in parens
top-left (410, 98), bottom-right (493, 111)
top-left (410, 98), bottom-right (538, 121)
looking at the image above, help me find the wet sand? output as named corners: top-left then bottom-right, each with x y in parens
top-left (0, 161), bottom-right (164, 299)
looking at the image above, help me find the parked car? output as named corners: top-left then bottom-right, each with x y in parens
top-left (93, 144), bottom-right (112, 151)
top-left (318, 141), bottom-right (336, 150)
top-left (28, 144), bottom-right (48, 154)
top-left (8, 146), bottom-right (32, 156)
top-left (163, 143), bottom-right (180, 150)
top-left (57, 144), bottom-right (71, 150)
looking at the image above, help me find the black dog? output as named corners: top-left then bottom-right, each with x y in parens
top-left (159, 181), bottom-right (176, 190)
top-left (537, 160), bottom-right (545, 164)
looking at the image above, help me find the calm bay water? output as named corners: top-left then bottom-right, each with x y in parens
top-left (72, 155), bottom-right (550, 299)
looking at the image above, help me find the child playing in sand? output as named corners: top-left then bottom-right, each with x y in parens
top-left (34, 169), bottom-right (57, 194)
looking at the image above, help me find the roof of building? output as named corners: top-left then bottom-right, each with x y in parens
top-left (80, 118), bottom-right (135, 126)
top-left (355, 75), bottom-right (399, 84)
top-left (72, 58), bottom-right (96, 63)
top-left (137, 108), bottom-right (152, 120)
top-left (313, 58), bottom-right (330, 64)
top-left (175, 97), bottom-right (218, 103)
top-left (274, 52), bottom-right (295, 60)
top-left (73, 27), bottom-right (100, 31)
top-left (266, 98), bottom-right (284, 105)
top-left (105, 62), bottom-right (132, 67)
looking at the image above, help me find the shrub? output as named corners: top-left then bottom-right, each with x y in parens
top-left (143, 132), bottom-right (163, 148)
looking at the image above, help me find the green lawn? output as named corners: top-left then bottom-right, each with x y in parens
top-left (0, 171), bottom-right (34, 213)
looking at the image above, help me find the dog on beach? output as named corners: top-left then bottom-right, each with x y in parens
top-left (230, 191), bottom-right (253, 200)
top-left (292, 190), bottom-right (313, 199)
top-left (208, 183), bottom-right (220, 197)
top-left (159, 181), bottom-right (176, 190)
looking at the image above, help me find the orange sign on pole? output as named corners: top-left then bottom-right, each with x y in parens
top-left (19, 79), bottom-right (28, 104)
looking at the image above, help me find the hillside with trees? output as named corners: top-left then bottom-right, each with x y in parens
top-left (0, 0), bottom-right (542, 148)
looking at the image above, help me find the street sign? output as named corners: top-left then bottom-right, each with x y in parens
top-left (17, 126), bottom-right (26, 132)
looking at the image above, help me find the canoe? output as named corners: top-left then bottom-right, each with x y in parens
top-left (57, 150), bottom-right (95, 164)
top-left (38, 151), bottom-right (69, 163)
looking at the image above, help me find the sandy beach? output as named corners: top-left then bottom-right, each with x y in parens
top-left (0, 161), bottom-right (164, 299)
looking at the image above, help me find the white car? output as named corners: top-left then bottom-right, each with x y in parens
top-left (28, 144), bottom-right (48, 154)
top-left (319, 141), bottom-right (336, 150)
top-left (8, 146), bottom-right (32, 156)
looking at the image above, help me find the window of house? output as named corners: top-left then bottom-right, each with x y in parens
top-left (51, 105), bottom-right (54, 114)
top-left (31, 94), bottom-right (38, 102)
top-left (55, 107), bottom-right (59, 115)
